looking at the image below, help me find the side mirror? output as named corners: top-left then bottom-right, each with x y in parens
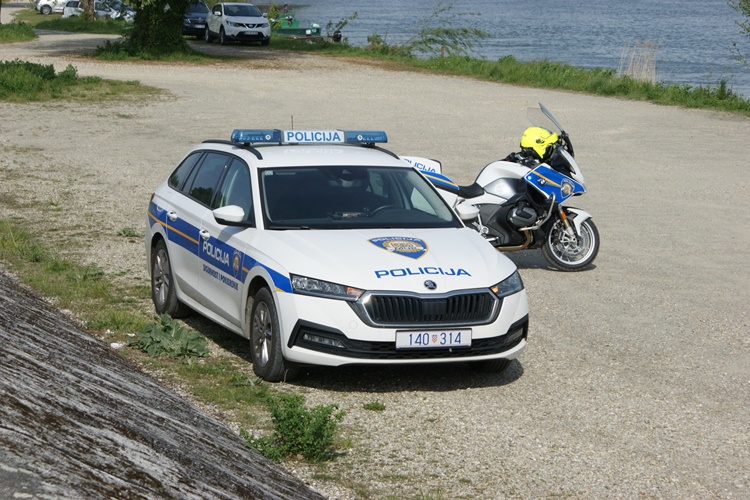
top-left (213, 205), bottom-right (246, 226)
top-left (262, 12), bottom-right (267, 17)
top-left (455, 202), bottom-right (479, 221)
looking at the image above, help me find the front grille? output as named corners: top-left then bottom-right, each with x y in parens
top-left (358, 290), bottom-right (498, 327)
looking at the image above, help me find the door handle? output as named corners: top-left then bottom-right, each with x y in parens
top-left (200, 230), bottom-right (210, 240)
top-left (167, 211), bottom-right (177, 221)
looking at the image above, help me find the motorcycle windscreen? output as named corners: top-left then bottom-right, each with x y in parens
top-left (524, 165), bottom-right (585, 201)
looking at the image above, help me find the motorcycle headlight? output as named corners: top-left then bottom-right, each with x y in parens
top-left (291, 274), bottom-right (364, 301)
top-left (491, 270), bottom-right (524, 298)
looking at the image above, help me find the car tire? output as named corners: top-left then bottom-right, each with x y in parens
top-left (40, 4), bottom-right (52, 14)
top-left (219, 27), bottom-right (227, 45)
top-left (204, 27), bottom-right (212, 43)
top-left (261, 37), bottom-right (270, 46)
top-left (468, 358), bottom-right (511, 373)
top-left (151, 239), bottom-right (190, 318)
top-left (247, 288), bottom-right (298, 382)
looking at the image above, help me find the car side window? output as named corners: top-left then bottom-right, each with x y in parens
top-left (185, 152), bottom-right (231, 206)
top-left (214, 159), bottom-right (254, 224)
top-left (168, 151), bottom-right (202, 190)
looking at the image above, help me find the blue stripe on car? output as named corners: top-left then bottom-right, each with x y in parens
top-left (149, 202), bottom-right (292, 293)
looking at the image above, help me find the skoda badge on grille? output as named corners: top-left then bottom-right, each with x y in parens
top-left (424, 280), bottom-right (437, 290)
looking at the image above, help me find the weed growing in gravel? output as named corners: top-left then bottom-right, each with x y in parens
top-left (363, 400), bottom-right (386, 411)
top-left (130, 314), bottom-right (210, 360)
top-left (242, 393), bottom-right (346, 462)
top-left (118, 227), bottom-right (140, 238)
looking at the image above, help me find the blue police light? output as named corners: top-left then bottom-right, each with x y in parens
top-left (230, 129), bottom-right (388, 145)
top-left (231, 129), bottom-right (282, 143)
top-left (345, 130), bottom-right (388, 144)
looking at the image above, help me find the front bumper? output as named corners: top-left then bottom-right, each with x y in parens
top-left (225, 25), bottom-right (270, 41)
top-left (275, 289), bottom-right (529, 367)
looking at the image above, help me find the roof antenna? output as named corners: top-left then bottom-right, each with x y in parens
top-left (291, 115), bottom-right (294, 129)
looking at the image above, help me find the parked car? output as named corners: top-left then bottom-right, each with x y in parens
top-left (60, 0), bottom-right (134, 21)
top-left (145, 129), bottom-right (529, 382)
top-left (204, 2), bottom-right (270, 46)
top-left (36, 0), bottom-right (67, 15)
top-left (183, 1), bottom-right (210, 38)
top-left (105, 0), bottom-right (136, 22)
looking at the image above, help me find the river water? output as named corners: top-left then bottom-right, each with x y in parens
top-left (297, 0), bottom-right (750, 98)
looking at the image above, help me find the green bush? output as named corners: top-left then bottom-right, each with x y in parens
top-left (129, 314), bottom-right (210, 360)
top-left (0, 60), bottom-right (83, 100)
top-left (243, 393), bottom-right (345, 462)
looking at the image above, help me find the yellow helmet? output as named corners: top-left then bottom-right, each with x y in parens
top-left (520, 126), bottom-right (558, 161)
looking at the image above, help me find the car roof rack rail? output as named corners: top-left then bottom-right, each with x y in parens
top-left (202, 139), bottom-right (263, 160)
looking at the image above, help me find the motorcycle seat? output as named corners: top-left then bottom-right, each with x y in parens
top-left (457, 183), bottom-right (484, 199)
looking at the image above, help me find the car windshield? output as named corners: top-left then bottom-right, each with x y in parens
top-left (225, 4), bottom-right (261, 16)
top-left (260, 166), bottom-right (461, 230)
top-left (187, 2), bottom-right (208, 13)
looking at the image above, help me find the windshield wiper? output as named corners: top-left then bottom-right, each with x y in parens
top-left (268, 225), bottom-right (311, 230)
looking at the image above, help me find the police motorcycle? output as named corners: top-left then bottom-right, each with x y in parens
top-left (404, 103), bottom-right (600, 271)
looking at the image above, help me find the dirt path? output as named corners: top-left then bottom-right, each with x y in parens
top-left (1, 27), bottom-right (749, 498)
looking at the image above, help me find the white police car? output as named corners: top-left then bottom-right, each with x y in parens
top-left (146, 129), bottom-right (529, 381)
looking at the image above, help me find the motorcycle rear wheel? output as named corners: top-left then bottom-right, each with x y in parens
top-left (541, 216), bottom-right (599, 271)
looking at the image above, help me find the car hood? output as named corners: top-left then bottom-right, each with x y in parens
top-left (253, 227), bottom-right (517, 292)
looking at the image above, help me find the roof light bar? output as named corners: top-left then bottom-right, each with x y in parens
top-left (230, 129), bottom-right (388, 145)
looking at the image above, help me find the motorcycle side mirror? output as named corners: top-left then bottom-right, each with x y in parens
top-left (455, 202), bottom-right (479, 221)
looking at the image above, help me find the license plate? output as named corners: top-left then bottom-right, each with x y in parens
top-left (245, 31), bottom-right (259, 35)
top-left (396, 329), bottom-right (471, 349)
top-left (195, 24), bottom-right (205, 29)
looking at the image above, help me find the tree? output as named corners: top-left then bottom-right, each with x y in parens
top-left (729, 0), bottom-right (750, 64)
top-left (127, 0), bottom-right (193, 54)
top-left (730, 0), bottom-right (750, 34)
top-left (366, 2), bottom-right (487, 58)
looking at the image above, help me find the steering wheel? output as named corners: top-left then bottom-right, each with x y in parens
top-left (369, 205), bottom-right (398, 216)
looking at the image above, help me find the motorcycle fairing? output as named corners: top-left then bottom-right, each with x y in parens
top-left (525, 165), bottom-right (585, 202)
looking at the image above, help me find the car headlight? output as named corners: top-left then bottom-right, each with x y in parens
top-left (228, 21), bottom-right (243, 27)
top-left (291, 274), bottom-right (364, 301)
top-left (491, 270), bottom-right (524, 298)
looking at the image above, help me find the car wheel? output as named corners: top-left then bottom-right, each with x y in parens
top-left (247, 288), bottom-right (298, 382)
top-left (151, 239), bottom-right (190, 318)
top-left (468, 358), bottom-right (511, 373)
top-left (40, 4), bottom-right (52, 14)
top-left (261, 37), bottom-right (270, 46)
top-left (204, 27), bottom-right (212, 43)
top-left (219, 27), bottom-right (227, 45)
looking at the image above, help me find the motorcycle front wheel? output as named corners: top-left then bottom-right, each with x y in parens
top-left (541, 216), bottom-right (600, 271)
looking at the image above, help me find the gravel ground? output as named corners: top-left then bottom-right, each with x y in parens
top-left (1, 20), bottom-right (749, 499)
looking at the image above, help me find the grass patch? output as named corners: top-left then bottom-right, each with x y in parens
top-left (95, 39), bottom-right (210, 61)
top-left (0, 59), bottom-right (161, 102)
top-left (36, 16), bottom-right (133, 35)
top-left (0, 220), bottom-right (147, 333)
top-left (0, 21), bottom-right (37, 43)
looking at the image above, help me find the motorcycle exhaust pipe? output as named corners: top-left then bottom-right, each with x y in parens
top-left (496, 230), bottom-right (532, 252)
